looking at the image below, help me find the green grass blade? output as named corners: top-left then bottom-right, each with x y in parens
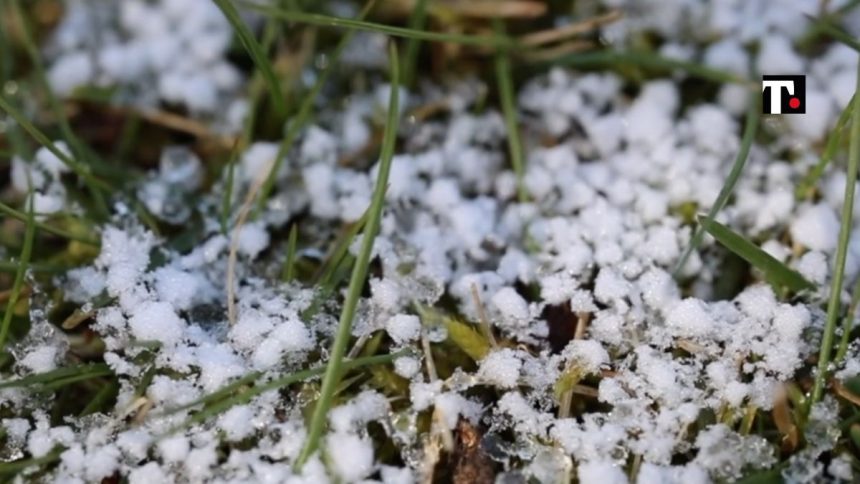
top-left (10, 1), bottom-right (98, 162)
top-left (213, 0), bottom-right (286, 117)
top-left (10, 0), bottom-right (109, 217)
top-left (316, 208), bottom-right (370, 287)
top-left (0, 190), bottom-right (36, 350)
top-left (835, 277), bottom-right (860, 362)
top-left (79, 379), bottom-right (119, 416)
top-left (281, 223), bottom-right (299, 281)
top-left (494, 18), bottom-right (528, 203)
top-left (401, 0), bottom-right (429, 86)
top-left (545, 50), bottom-right (746, 84)
top-left (697, 216), bottom-right (814, 293)
top-left (0, 201), bottom-right (99, 245)
top-left (165, 350), bottom-right (406, 434)
top-left (0, 95), bottom-right (110, 194)
top-left (814, 19), bottom-right (860, 52)
top-left (255, 0), bottom-right (377, 214)
top-left (675, 95), bottom-right (760, 275)
top-left (220, 143), bottom-right (240, 235)
top-left (0, 363), bottom-right (111, 390)
top-left (811, 60), bottom-right (860, 405)
top-left (294, 42), bottom-right (401, 469)
top-left (239, 0), bottom-right (517, 49)
top-left (0, 446), bottom-right (63, 476)
top-left (35, 368), bottom-right (115, 393)
top-left (796, 94), bottom-right (856, 198)
top-left (161, 371), bottom-right (263, 415)
top-left (241, 15), bottom-right (283, 134)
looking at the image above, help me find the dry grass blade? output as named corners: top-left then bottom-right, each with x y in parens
top-left (519, 10), bottom-right (622, 46)
top-left (772, 386), bottom-right (799, 452)
top-left (137, 108), bottom-right (236, 148)
top-left (226, 163), bottom-right (271, 325)
top-left (470, 283), bottom-right (498, 348)
top-left (517, 40), bottom-right (594, 62)
top-left (439, 1), bottom-right (547, 18)
top-left (834, 379), bottom-right (860, 407)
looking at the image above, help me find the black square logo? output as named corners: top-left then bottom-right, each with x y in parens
top-left (762, 75), bottom-right (806, 114)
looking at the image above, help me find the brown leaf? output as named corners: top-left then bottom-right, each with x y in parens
top-left (451, 420), bottom-right (494, 484)
top-left (772, 386), bottom-right (798, 452)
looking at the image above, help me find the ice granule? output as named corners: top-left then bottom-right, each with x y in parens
top-left (128, 301), bottom-right (184, 347)
top-left (18, 345), bottom-right (59, 373)
top-left (577, 460), bottom-right (628, 484)
top-left (666, 298), bottom-right (715, 339)
top-left (790, 203), bottom-right (839, 252)
top-left (237, 222), bottom-right (270, 259)
top-left (492, 287), bottom-right (530, 325)
top-left (385, 314), bottom-right (421, 344)
top-left (478, 349), bottom-right (522, 389)
top-left (326, 432), bottom-right (375, 482)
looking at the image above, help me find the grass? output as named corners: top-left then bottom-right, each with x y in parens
top-left (281, 223), bottom-right (299, 281)
top-left (253, 0), bottom-right (377, 215)
top-left (213, 0), bottom-right (287, 117)
top-left (7, 0), bottom-right (110, 218)
top-left (0, 190), bottom-right (35, 350)
top-left (545, 49), bottom-right (748, 84)
top-left (697, 216), bottom-right (813, 294)
top-left (674, 92), bottom-right (760, 275)
top-left (3, 1), bottom-right (860, 482)
top-left (814, 18), bottom-right (860, 53)
top-left (401, 0), bottom-right (429, 87)
top-left (810, 61), bottom-right (860, 406)
top-left (0, 446), bottom-right (64, 477)
top-left (165, 350), bottom-right (407, 435)
top-left (796, 93), bottom-right (856, 199)
top-left (0, 200), bottom-right (99, 245)
top-left (494, 18), bottom-right (528, 203)
top-left (238, 0), bottom-right (520, 49)
top-left (9, 0), bottom-right (95, 167)
top-left (294, 41), bottom-right (401, 469)
top-left (0, 363), bottom-right (112, 390)
top-left (0, 95), bottom-right (110, 201)
top-left (220, 142), bottom-right (239, 235)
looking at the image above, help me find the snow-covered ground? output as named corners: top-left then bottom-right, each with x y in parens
top-left (3, 0), bottom-right (860, 482)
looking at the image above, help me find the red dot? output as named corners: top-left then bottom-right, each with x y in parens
top-left (789, 97), bottom-right (801, 109)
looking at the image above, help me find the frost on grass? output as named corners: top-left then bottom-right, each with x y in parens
top-left (3, 0), bottom-right (860, 482)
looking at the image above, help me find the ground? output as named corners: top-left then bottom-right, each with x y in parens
top-left (1, 0), bottom-right (860, 483)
